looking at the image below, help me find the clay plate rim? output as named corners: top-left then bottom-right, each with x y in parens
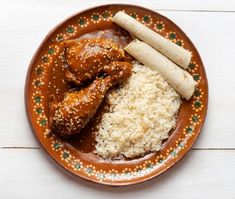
top-left (24, 3), bottom-right (208, 186)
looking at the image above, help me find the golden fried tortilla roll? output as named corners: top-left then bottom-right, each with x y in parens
top-left (113, 11), bottom-right (191, 69)
top-left (125, 40), bottom-right (197, 100)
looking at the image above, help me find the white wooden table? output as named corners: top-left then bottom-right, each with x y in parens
top-left (0, 0), bottom-right (235, 198)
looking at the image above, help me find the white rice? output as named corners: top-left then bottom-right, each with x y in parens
top-left (95, 63), bottom-right (181, 159)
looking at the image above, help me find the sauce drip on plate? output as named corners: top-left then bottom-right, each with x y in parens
top-left (46, 29), bottom-right (132, 155)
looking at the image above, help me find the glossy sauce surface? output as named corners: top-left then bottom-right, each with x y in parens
top-left (47, 29), bottom-right (133, 160)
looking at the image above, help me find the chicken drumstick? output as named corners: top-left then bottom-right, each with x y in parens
top-left (49, 61), bottom-right (132, 138)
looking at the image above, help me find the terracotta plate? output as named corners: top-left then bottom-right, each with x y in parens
top-left (25, 4), bottom-right (208, 186)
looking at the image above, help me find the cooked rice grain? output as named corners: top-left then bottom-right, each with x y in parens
top-left (95, 63), bottom-right (181, 158)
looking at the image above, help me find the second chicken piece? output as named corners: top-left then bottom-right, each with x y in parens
top-left (64, 38), bottom-right (130, 85)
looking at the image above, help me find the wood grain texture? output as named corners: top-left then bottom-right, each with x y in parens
top-left (0, 149), bottom-right (234, 198)
top-left (1, 0), bottom-right (235, 12)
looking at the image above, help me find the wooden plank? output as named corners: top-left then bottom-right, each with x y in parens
top-left (0, 149), bottom-right (234, 198)
top-left (1, 0), bottom-right (235, 12)
top-left (0, 5), bottom-right (234, 147)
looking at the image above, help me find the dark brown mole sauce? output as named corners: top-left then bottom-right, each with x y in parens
top-left (47, 29), bottom-right (133, 160)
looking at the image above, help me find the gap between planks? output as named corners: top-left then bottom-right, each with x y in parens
top-left (0, 147), bottom-right (235, 151)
